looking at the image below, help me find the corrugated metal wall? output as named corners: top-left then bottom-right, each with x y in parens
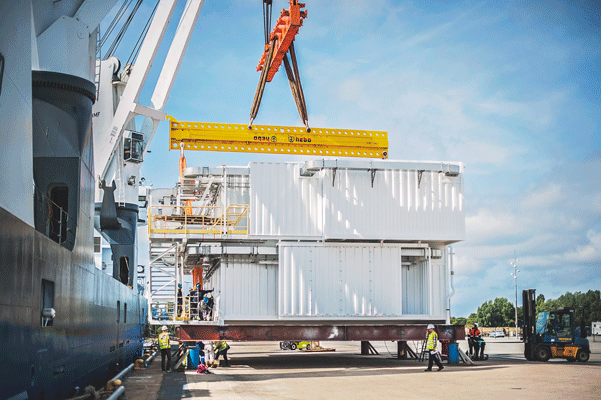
top-left (249, 162), bottom-right (323, 238)
top-left (248, 162), bottom-right (464, 243)
top-left (211, 255), bottom-right (278, 320)
top-left (429, 254), bottom-right (448, 317)
top-left (202, 243), bottom-right (448, 322)
top-left (278, 243), bottom-right (445, 320)
top-left (402, 260), bottom-right (429, 315)
top-left (324, 168), bottom-right (464, 241)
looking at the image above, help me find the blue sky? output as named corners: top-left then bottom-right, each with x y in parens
top-left (103, 0), bottom-right (600, 317)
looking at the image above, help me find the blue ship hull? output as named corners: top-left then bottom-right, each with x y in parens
top-left (0, 207), bottom-right (146, 400)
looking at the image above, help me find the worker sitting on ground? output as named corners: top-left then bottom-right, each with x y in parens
top-left (468, 323), bottom-right (481, 357)
top-left (214, 340), bottom-right (230, 367)
top-left (469, 324), bottom-right (486, 360)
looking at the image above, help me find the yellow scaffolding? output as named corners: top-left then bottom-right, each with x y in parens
top-left (148, 204), bottom-right (249, 237)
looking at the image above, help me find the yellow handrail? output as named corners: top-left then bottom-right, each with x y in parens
top-left (148, 204), bottom-right (249, 237)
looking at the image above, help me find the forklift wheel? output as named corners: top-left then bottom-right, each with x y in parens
top-left (576, 349), bottom-right (590, 363)
top-left (535, 345), bottom-right (551, 362)
top-left (290, 343), bottom-right (297, 350)
top-left (306, 344), bottom-right (311, 351)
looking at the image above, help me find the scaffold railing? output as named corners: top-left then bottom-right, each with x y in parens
top-left (148, 203), bottom-right (249, 236)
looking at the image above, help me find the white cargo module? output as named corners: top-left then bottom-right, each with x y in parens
top-left (147, 159), bottom-right (464, 326)
top-left (206, 242), bottom-right (448, 323)
top-left (249, 160), bottom-right (463, 242)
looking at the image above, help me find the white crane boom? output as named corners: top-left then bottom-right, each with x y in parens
top-left (94, 0), bottom-right (204, 205)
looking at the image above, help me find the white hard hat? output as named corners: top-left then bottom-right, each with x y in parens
top-left (427, 324), bottom-right (435, 329)
top-left (162, 325), bottom-right (168, 331)
top-left (474, 323), bottom-right (479, 327)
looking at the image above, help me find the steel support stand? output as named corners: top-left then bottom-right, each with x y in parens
top-left (397, 341), bottom-right (408, 359)
top-left (360, 341), bottom-right (379, 355)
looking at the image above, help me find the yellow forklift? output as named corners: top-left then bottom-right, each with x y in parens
top-left (522, 289), bottom-right (590, 362)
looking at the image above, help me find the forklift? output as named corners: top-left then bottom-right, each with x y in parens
top-left (522, 289), bottom-right (590, 362)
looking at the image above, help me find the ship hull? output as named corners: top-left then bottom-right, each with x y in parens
top-left (0, 206), bottom-right (146, 400)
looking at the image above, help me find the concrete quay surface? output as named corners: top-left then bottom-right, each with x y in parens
top-left (123, 338), bottom-right (601, 400)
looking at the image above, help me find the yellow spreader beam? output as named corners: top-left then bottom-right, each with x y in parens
top-left (167, 116), bottom-right (388, 159)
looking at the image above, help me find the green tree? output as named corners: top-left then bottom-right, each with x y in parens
top-left (451, 317), bottom-right (467, 325)
top-left (467, 313), bottom-right (478, 326)
top-left (536, 294), bottom-right (545, 310)
top-left (476, 297), bottom-right (515, 327)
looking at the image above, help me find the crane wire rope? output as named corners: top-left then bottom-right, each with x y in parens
top-left (104, 0), bottom-right (145, 59)
top-left (125, 0), bottom-right (160, 66)
top-left (263, 0), bottom-right (273, 45)
top-left (99, 0), bottom-right (132, 54)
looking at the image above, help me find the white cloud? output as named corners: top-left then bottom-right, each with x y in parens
top-left (460, 141), bottom-right (513, 166)
top-left (338, 78), bottom-right (364, 100)
top-left (522, 183), bottom-right (563, 208)
top-left (452, 253), bottom-right (481, 274)
top-left (474, 90), bottom-right (569, 131)
top-left (561, 229), bottom-right (601, 264)
top-left (465, 209), bottom-right (521, 242)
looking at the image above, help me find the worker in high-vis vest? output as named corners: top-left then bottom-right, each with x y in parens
top-left (424, 324), bottom-right (444, 372)
top-left (214, 340), bottom-right (230, 367)
top-left (159, 325), bottom-right (172, 373)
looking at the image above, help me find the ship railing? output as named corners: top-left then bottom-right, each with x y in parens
top-left (150, 296), bottom-right (217, 324)
top-left (148, 204), bottom-right (248, 237)
top-left (33, 184), bottom-right (75, 247)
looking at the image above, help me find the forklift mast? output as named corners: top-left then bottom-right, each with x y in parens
top-left (522, 289), bottom-right (537, 360)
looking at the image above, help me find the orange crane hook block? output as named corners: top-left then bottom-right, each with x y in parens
top-left (250, 1), bottom-right (309, 130)
top-left (257, 1), bottom-right (307, 82)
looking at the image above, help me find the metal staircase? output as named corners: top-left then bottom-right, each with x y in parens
top-left (148, 245), bottom-right (178, 322)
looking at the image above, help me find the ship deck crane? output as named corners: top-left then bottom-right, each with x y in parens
top-left (92, 0), bottom-right (205, 308)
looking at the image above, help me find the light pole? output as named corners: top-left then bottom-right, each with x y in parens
top-left (510, 253), bottom-right (520, 339)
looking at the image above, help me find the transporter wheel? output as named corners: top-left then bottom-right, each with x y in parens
top-left (535, 345), bottom-right (551, 362)
top-left (290, 343), bottom-right (297, 350)
top-left (280, 342), bottom-right (286, 350)
top-left (576, 349), bottom-right (589, 363)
